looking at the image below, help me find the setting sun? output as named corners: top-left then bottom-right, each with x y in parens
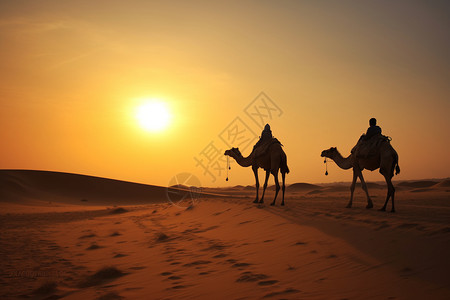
top-left (136, 100), bottom-right (171, 132)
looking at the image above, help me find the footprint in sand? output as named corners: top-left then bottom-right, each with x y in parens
top-left (282, 265), bottom-right (294, 272)
top-left (113, 253), bottom-right (127, 258)
top-left (236, 272), bottom-right (268, 282)
top-left (97, 291), bottom-right (123, 300)
top-left (47, 244), bottom-right (60, 250)
top-left (258, 280), bottom-right (279, 286)
top-left (79, 233), bottom-right (97, 239)
top-left (183, 260), bottom-right (211, 267)
top-left (124, 287), bottom-right (143, 291)
top-left (78, 267), bottom-right (126, 288)
top-left (188, 226), bottom-right (221, 233)
top-left (263, 288), bottom-right (299, 298)
top-left (239, 220), bottom-right (252, 225)
top-left (155, 232), bottom-right (170, 242)
top-left (199, 271), bottom-right (212, 275)
top-left (232, 262), bottom-right (252, 268)
top-left (213, 208), bottom-right (232, 216)
top-left (293, 241), bottom-right (307, 246)
top-left (170, 285), bottom-right (186, 290)
top-left (86, 244), bottom-right (103, 250)
top-left (202, 241), bottom-right (227, 251)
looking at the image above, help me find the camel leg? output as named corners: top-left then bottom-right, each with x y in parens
top-left (252, 166), bottom-right (259, 204)
top-left (356, 170), bottom-right (373, 209)
top-left (347, 170), bottom-right (358, 208)
top-left (270, 172), bottom-right (280, 206)
top-left (391, 180), bottom-right (396, 213)
top-left (281, 171), bottom-right (286, 206)
top-left (259, 170), bottom-right (270, 204)
top-left (380, 176), bottom-right (395, 212)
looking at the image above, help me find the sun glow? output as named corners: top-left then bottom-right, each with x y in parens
top-left (136, 100), bottom-right (171, 132)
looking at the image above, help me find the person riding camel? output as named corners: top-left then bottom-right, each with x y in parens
top-left (352, 118), bottom-right (384, 157)
top-left (252, 124), bottom-right (279, 158)
top-left (364, 118), bottom-right (382, 140)
top-left (254, 124), bottom-right (273, 149)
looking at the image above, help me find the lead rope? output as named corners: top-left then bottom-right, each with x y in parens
top-left (226, 156), bottom-right (230, 181)
top-left (324, 158), bottom-right (328, 176)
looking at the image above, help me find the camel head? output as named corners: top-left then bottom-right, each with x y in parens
top-left (321, 147), bottom-right (338, 159)
top-left (224, 147), bottom-right (242, 158)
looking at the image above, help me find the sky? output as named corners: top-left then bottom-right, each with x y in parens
top-left (0, 0), bottom-right (449, 187)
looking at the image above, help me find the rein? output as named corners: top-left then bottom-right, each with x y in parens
top-left (324, 158), bottom-right (328, 176)
top-left (226, 156), bottom-right (231, 181)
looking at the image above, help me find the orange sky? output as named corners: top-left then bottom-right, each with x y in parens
top-left (1, 1), bottom-right (449, 187)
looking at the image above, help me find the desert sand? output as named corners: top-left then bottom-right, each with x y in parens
top-left (1, 170), bottom-right (449, 299)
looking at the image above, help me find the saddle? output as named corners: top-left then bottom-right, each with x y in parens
top-left (351, 134), bottom-right (390, 158)
top-left (253, 138), bottom-right (282, 158)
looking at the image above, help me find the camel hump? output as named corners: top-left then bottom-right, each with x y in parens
top-left (253, 138), bottom-right (282, 158)
top-left (352, 134), bottom-right (391, 158)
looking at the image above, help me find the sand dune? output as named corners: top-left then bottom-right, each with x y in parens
top-left (227, 185), bottom-right (245, 189)
top-left (244, 185), bottom-right (255, 191)
top-left (288, 182), bottom-right (322, 191)
top-left (0, 170), bottom-right (171, 204)
top-left (433, 179), bottom-right (450, 188)
top-left (0, 170), bottom-right (223, 211)
top-left (0, 171), bottom-right (449, 299)
top-left (397, 180), bottom-right (440, 189)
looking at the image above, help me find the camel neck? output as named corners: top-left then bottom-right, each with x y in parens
top-left (233, 151), bottom-right (254, 167)
top-left (332, 151), bottom-right (353, 170)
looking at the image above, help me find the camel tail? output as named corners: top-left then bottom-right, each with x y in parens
top-left (281, 153), bottom-right (290, 174)
top-left (394, 152), bottom-right (400, 176)
top-left (395, 164), bottom-right (400, 175)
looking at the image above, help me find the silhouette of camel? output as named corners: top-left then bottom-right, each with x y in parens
top-left (321, 142), bottom-right (400, 212)
top-left (224, 143), bottom-right (289, 206)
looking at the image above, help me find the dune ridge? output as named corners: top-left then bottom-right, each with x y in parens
top-left (0, 170), bottom-right (224, 207)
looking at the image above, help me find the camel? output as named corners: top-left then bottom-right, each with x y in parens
top-left (320, 141), bottom-right (400, 212)
top-left (224, 142), bottom-right (289, 206)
